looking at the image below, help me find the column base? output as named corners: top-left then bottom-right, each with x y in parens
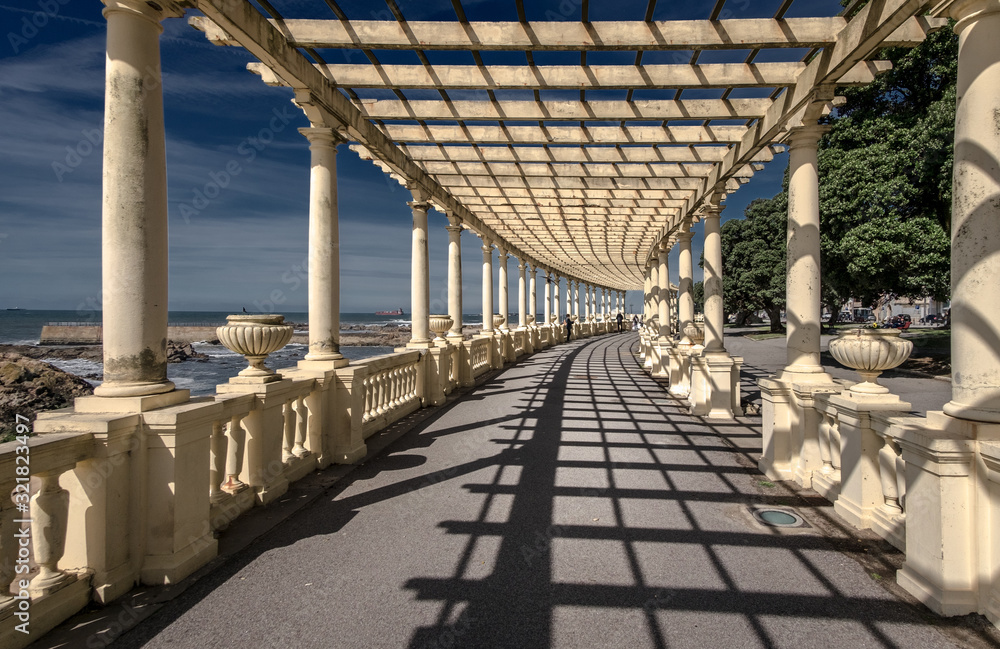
top-left (75, 389), bottom-right (190, 413)
top-left (141, 534), bottom-right (218, 585)
top-left (298, 358), bottom-right (350, 370)
top-left (406, 340), bottom-right (435, 350)
top-left (944, 400), bottom-right (1000, 424)
top-left (93, 379), bottom-right (175, 398)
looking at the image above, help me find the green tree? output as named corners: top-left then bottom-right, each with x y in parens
top-left (721, 194), bottom-right (788, 332)
top-left (692, 281), bottom-right (704, 314)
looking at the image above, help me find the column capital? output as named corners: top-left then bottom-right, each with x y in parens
top-left (497, 248), bottom-right (509, 261)
top-left (676, 229), bottom-right (694, 243)
top-left (518, 261), bottom-right (526, 272)
top-left (102, 0), bottom-right (184, 23)
top-left (298, 127), bottom-right (346, 149)
top-left (786, 123), bottom-right (831, 149)
top-left (445, 213), bottom-right (463, 229)
top-left (941, 0), bottom-right (1000, 27)
top-left (408, 200), bottom-right (432, 212)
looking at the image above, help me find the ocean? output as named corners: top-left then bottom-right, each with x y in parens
top-left (0, 309), bottom-right (485, 396)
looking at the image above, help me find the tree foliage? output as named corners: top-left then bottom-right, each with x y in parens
top-left (720, 23), bottom-right (955, 319)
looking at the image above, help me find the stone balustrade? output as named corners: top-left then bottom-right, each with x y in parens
top-left (0, 318), bottom-right (619, 649)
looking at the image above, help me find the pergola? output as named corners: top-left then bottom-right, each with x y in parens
top-left (11, 3), bottom-right (1000, 647)
top-left (188, 0), bottom-right (941, 290)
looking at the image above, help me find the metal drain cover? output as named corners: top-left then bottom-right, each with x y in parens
top-left (749, 506), bottom-right (810, 529)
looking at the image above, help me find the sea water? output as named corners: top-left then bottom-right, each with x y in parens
top-left (0, 310), bottom-right (491, 395)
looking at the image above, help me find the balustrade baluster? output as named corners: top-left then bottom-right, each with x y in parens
top-left (376, 371), bottom-right (388, 415)
top-left (393, 368), bottom-right (403, 407)
top-left (818, 412), bottom-right (835, 475)
top-left (362, 377), bottom-right (372, 422)
top-left (210, 420), bottom-right (227, 503)
top-left (292, 394), bottom-right (309, 458)
top-left (223, 415), bottom-right (247, 493)
top-left (282, 399), bottom-right (295, 464)
top-left (0, 496), bottom-right (17, 606)
top-left (29, 469), bottom-right (72, 596)
top-left (895, 451), bottom-right (906, 512)
top-left (878, 435), bottom-right (903, 514)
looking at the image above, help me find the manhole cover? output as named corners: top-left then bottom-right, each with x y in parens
top-left (748, 507), bottom-right (810, 529)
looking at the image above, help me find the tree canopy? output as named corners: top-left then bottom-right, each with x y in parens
top-left (719, 21), bottom-right (955, 320)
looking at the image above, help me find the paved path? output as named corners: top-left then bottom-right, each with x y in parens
top-left (110, 334), bottom-right (970, 649)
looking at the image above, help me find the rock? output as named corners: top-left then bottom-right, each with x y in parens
top-left (166, 341), bottom-right (209, 363)
top-left (0, 352), bottom-right (94, 442)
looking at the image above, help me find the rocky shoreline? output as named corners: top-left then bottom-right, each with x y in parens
top-left (1, 352), bottom-right (94, 441)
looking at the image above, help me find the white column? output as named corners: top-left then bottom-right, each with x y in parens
top-left (565, 279), bottom-right (571, 320)
top-left (544, 272), bottom-right (552, 324)
top-left (301, 127), bottom-right (345, 363)
top-left (529, 264), bottom-right (537, 325)
top-left (649, 260), bottom-right (660, 327)
top-left (446, 214), bottom-right (463, 340)
top-left (572, 281), bottom-right (580, 318)
top-left (554, 275), bottom-right (561, 322)
top-left (702, 203), bottom-right (726, 354)
top-left (498, 248), bottom-right (510, 330)
top-left (517, 259), bottom-right (527, 327)
top-left (94, 0), bottom-right (180, 398)
top-left (583, 284), bottom-right (590, 319)
top-left (944, 1), bottom-right (1000, 422)
top-left (782, 124), bottom-right (831, 379)
top-left (408, 197), bottom-right (431, 346)
top-left (643, 265), bottom-right (652, 322)
top-left (482, 238), bottom-right (494, 333)
top-left (677, 228), bottom-right (695, 342)
top-left (658, 242), bottom-right (672, 340)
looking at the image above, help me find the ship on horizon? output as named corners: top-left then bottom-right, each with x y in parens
top-left (375, 307), bottom-right (404, 316)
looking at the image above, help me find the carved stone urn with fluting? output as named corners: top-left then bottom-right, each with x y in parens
top-left (828, 328), bottom-right (913, 394)
top-left (493, 314), bottom-right (506, 329)
top-left (429, 314), bottom-right (454, 343)
top-left (217, 314), bottom-right (293, 383)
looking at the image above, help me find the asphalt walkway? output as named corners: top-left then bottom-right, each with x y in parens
top-left (60, 333), bottom-right (988, 648)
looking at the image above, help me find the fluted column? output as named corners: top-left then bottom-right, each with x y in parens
top-left (498, 248), bottom-right (510, 330)
top-left (782, 123), bottom-right (832, 380)
top-left (944, 0), bottom-right (1000, 422)
top-left (658, 242), bottom-right (672, 340)
top-left (446, 214), bottom-right (463, 340)
top-left (408, 196), bottom-right (431, 346)
top-left (481, 238), bottom-right (494, 333)
top-left (517, 260), bottom-right (527, 327)
top-left (299, 128), bottom-right (345, 363)
top-left (702, 203), bottom-right (726, 353)
top-left (94, 0), bottom-right (182, 397)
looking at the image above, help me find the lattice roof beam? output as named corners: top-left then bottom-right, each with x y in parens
top-left (190, 0), bottom-right (540, 270)
top-left (194, 16), bottom-right (943, 51)
top-left (382, 144), bottom-right (775, 164)
top-left (247, 60), bottom-right (891, 90)
top-left (357, 98), bottom-right (775, 122)
top-left (377, 124), bottom-right (750, 145)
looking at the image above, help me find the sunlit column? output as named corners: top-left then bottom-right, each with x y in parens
top-left (95, 0), bottom-right (182, 397)
top-left (658, 241), bottom-right (673, 340)
top-left (299, 128), bottom-right (345, 363)
top-left (517, 259), bottom-right (527, 328)
top-left (944, 1), bottom-right (1000, 422)
top-left (782, 123), bottom-right (831, 379)
top-left (649, 259), bottom-right (660, 327)
top-left (572, 281), bottom-right (580, 318)
top-left (445, 214), bottom-right (463, 340)
top-left (481, 237), bottom-right (494, 333)
top-left (408, 195), bottom-right (431, 346)
top-left (554, 275), bottom-right (561, 322)
top-left (643, 264), bottom-right (652, 322)
top-left (529, 264), bottom-right (537, 325)
top-left (677, 226), bottom-right (695, 342)
top-left (702, 201), bottom-right (726, 354)
top-left (498, 247), bottom-right (510, 330)
top-left (544, 272), bottom-right (552, 325)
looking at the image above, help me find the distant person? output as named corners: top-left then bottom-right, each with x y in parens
top-left (565, 314), bottom-right (573, 340)
top-left (616, 311), bottom-right (624, 332)
top-left (632, 315), bottom-right (639, 331)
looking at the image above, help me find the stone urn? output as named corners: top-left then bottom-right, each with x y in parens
top-left (550, 315), bottom-right (558, 324)
top-left (683, 323), bottom-right (705, 345)
top-left (493, 314), bottom-right (506, 329)
top-left (217, 314), bottom-right (293, 382)
top-left (526, 314), bottom-right (535, 325)
top-left (828, 328), bottom-right (913, 394)
top-left (429, 314), bottom-right (454, 342)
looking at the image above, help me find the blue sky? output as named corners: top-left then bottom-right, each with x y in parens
top-left (0, 0), bottom-right (844, 315)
